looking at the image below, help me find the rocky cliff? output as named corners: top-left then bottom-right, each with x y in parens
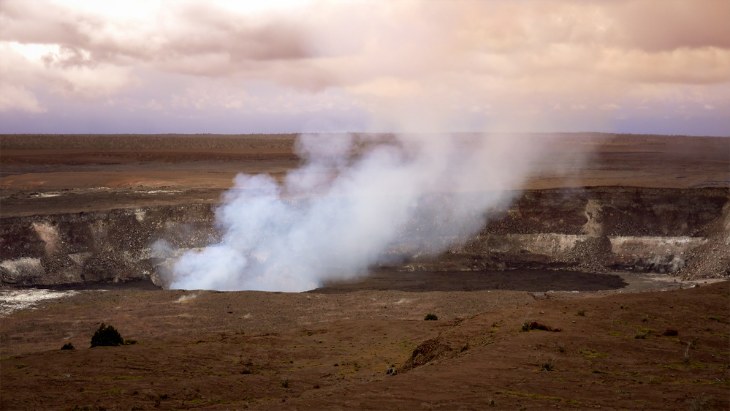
top-left (1, 187), bottom-right (727, 288)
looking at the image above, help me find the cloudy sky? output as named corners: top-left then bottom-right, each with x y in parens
top-left (1, 0), bottom-right (728, 135)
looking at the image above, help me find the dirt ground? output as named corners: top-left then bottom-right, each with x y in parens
top-left (1, 133), bottom-right (729, 409)
top-left (0, 134), bottom-right (297, 217)
top-left (1, 133), bottom-right (728, 217)
top-left (0, 277), bottom-right (727, 410)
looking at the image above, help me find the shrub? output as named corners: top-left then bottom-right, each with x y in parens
top-left (424, 313), bottom-right (438, 321)
top-left (541, 360), bottom-right (555, 371)
top-left (61, 342), bottom-right (75, 350)
top-left (634, 327), bottom-right (653, 339)
top-left (522, 321), bottom-right (561, 332)
top-left (90, 323), bottom-right (124, 347)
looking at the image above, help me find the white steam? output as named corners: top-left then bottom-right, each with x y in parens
top-left (169, 132), bottom-right (551, 291)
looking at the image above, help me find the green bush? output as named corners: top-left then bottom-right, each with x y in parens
top-left (61, 342), bottom-right (75, 350)
top-left (90, 323), bottom-right (124, 347)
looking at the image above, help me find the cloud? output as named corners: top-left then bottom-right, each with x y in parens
top-left (597, 47), bottom-right (730, 85)
top-left (610, 0), bottom-right (730, 52)
top-left (0, 0), bottom-right (728, 134)
top-left (0, 83), bottom-right (44, 113)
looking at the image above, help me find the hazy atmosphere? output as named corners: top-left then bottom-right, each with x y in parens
top-left (1, 0), bottom-right (729, 135)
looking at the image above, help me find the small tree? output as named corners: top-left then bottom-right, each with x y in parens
top-left (90, 323), bottom-right (124, 347)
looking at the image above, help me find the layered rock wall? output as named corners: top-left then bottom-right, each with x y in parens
top-left (1, 187), bottom-right (727, 287)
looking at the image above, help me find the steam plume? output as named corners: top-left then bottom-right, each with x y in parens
top-left (169, 132), bottom-right (552, 291)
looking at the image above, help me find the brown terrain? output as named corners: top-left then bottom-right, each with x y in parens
top-left (0, 133), bottom-right (729, 410)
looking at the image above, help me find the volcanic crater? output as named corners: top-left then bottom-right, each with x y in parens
top-left (1, 134), bottom-right (728, 410)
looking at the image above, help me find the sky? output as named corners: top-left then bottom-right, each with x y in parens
top-left (0, 0), bottom-right (729, 136)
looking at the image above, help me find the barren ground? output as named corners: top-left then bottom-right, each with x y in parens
top-left (1, 279), bottom-right (728, 410)
top-left (0, 133), bottom-right (728, 410)
top-left (1, 133), bottom-right (728, 217)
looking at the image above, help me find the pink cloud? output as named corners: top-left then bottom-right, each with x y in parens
top-left (0, 0), bottom-right (728, 135)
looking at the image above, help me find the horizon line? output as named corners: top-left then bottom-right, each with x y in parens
top-left (1, 131), bottom-right (728, 138)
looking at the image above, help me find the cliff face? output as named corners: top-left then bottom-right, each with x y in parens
top-left (0, 204), bottom-right (216, 287)
top-left (439, 187), bottom-right (729, 278)
top-left (1, 187), bottom-right (727, 288)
